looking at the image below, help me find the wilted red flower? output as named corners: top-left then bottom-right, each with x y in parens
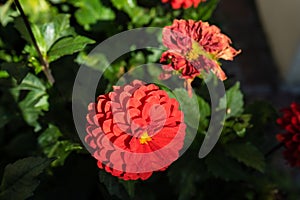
top-left (160, 19), bottom-right (240, 83)
top-left (160, 51), bottom-right (199, 79)
top-left (160, 50), bottom-right (226, 80)
top-left (276, 102), bottom-right (300, 167)
top-left (85, 80), bottom-right (186, 180)
top-left (161, 0), bottom-right (205, 9)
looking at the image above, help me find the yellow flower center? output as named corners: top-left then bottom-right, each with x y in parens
top-left (139, 132), bottom-right (152, 145)
top-left (186, 41), bottom-right (214, 61)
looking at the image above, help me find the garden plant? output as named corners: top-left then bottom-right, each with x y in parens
top-left (0, 0), bottom-right (299, 199)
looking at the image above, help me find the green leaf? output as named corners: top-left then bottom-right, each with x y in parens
top-left (245, 101), bottom-right (277, 127)
top-left (128, 8), bottom-right (153, 26)
top-left (129, 51), bottom-right (145, 66)
top-left (48, 36), bottom-right (95, 62)
top-left (147, 48), bottom-right (164, 63)
top-left (0, 47), bottom-right (13, 62)
top-left (224, 142), bottom-right (266, 173)
top-left (183, 0), bottom-right (219, 21)
top-left (0, 70), bottom-right (9, 79)
top-left (38, 124), bottom-right (83, 166)
top-left (103, 60), bottom-right (126, 91)
top-left (19, 91), bottom-right (49, 131)
top-left (38, 124), bottom-right (62, 145)
top-left (198, 0), bottom-right (220, 21)
top-left (222, 114), bottom-right (252, 141)
top-left (41, 14), bottom-right (74, 51)
top-left (35, 14), bottom-right (75, 54)
top-left (14, 17), bottom-right (33, 45)
top-left (75, 51), bottom-right (110, 72)
top-left (197, 96), bottom-right (211, 132)
top-left (15, 14), bottom-right (75, 56)
top-left (70, 0), bottom-right (115, 30)
top-left (0, 106), bottom-right (14, 129)
top-left (0, 0), bottom-right (18, 26)
top-left (16, 13), bottom-right (93, 66)
top-left (17, 0), bottom-right (52, 23)
top-left (168, 157), bottom-right (205, 200)
top-left (48, 0), bottom-right (66, 3)
top-left (31, 24), bottom-right (48, 55)
top-left (205, 148), bottom-right (248, 181)
top-left (225, 82), bottom-right (244, 119)
top-left (111, 0), bottom-right (135, 10)
top-left (99, 171), bottom-right (130, 200)
top-left (233, 114), bottom-right (252, 137)
top-left (17, 73), bottom-right (46, 91)
top-left (48, 141), bottom-right (82, 166)
top-left (172, 88), bottom-right (200, 130)
top-left (0, 62), bottom-right (29, 83)
top-left (17, 73), bottom-right (49, 132)
top-left (111, 0), bottom-right (153, 26)
top-left (0, 157), bottom-right (51, 200)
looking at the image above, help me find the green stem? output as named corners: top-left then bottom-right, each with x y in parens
top-left (14, 0), bottom-right (55, 84)
top-left (120, 180), bottom-right (135, 199)
top-left (126, 181), bottom-right (135, 199)
top-left (265, 142), bottom-right (284, 158)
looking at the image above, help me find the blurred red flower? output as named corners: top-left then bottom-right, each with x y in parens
top-left (160, 19), bottom-right (240, 83)
top-left (161, 0), bottom-right (205, 9)
top-left (85, 80), bottom-right (186, 180)
top-left (276, 102), bottom-right (300, 167)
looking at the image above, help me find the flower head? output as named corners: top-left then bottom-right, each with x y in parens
top-left (85, 80), bottom-right (186, 180)
top-left (276, 102), bottom-right (300, 167)
top-left (160, 19), bottom-right (240, 82)
top-left (161, 0), bottom-right (205, 9)
top-left (160, 51), bottom-right (199, 79)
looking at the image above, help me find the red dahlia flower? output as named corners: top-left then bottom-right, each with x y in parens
top-left (276, 102), bottom-right (300, 167)
top-left (161, 0), bottom-right (205, 9)
top-left (160, 19), bottom-right (241, 94)
top-left (85, 80), bottom-right (186, 180)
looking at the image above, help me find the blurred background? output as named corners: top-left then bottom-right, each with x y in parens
top-left (215, 1), bottom-right (300, 195)
top-left (214, 0), bottom-right (300, 106)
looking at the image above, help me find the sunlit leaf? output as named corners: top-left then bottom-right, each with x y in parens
top-left (48, 36), bottom-right (95, 62)
top-left (35, 14), bottom-right (74, 54)
top-left (15, 14), bottom-right (75, 56)
top-left (111, 0), bottom-right (153, 26)
top-left (19, 0), bottom-right (52, 23)
top-left (0, 0), bottom-right (18, 26)
top-left (0, 70), bottom-right (9, 78)
top-left (70, 0), bottom-right (115, 30)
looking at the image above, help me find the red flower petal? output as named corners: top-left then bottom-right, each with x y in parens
top-left (85, 80), bottom-right (186, 180)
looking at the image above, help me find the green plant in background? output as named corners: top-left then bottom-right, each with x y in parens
top-left (0, 0), bottom-right (299, 200)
